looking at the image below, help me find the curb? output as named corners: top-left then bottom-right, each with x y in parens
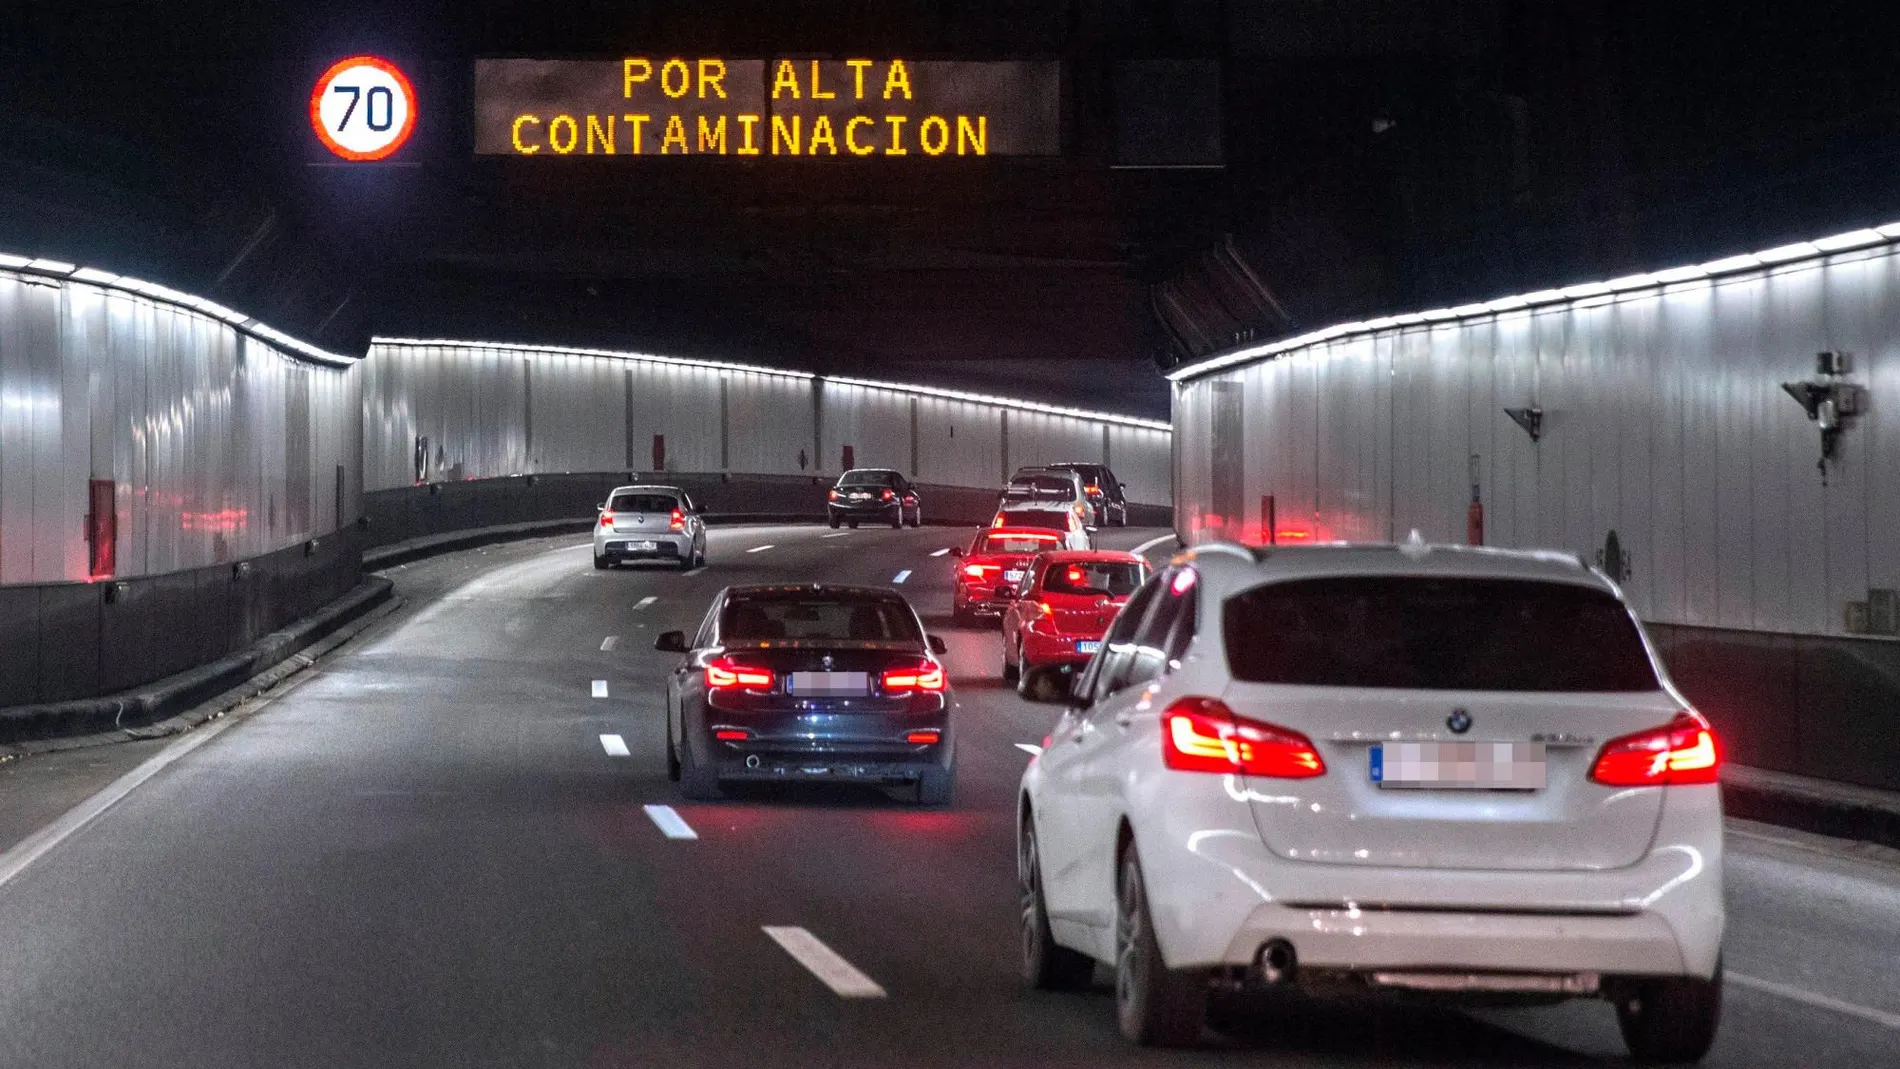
top-left (0, 577), bottom-right (395, 751)
top-left (1722, 766), bottom-right (1900, 851)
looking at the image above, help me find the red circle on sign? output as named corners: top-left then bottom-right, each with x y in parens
top-left (309, 55), bottom-right (417, 161)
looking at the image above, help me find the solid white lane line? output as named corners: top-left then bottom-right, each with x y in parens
top-left (763, 926), bottom-right (887, 998)
top-left (0, 714), bottom-right (242, 892)
top-left (1132, 533), bottom-right (1177, 555)
top-left (634, 596), bottom-right (658, 609)
top-left (599, 734), bottom-right (631, 757)
top-left (1015, 742), bottom-right (1044, 756)
top-left (747, 544), bottom-right (776, 553)
top-left (683, 566), bottom-right (708, 576)
top-left (892, 570), bottom-right (912, 584)
top-left (1730, 972), bottom-right (1900, 1031)
top-left (592, 680), bottom-right (609, 698)
top-left (930, 548), bottom-right (951, 557)
top-left (643, 804), bottom-right (699, 840)
top-left (600, 636), bottom-right (619, 651)
top-left (822, 532), bottom-right (851, 539)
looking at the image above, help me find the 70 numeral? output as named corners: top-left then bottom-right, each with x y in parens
top-left (331, 84), bottom-right (395, 132)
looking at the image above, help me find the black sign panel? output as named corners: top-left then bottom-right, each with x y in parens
top-left (475, 58), bottom-right (1060, 157)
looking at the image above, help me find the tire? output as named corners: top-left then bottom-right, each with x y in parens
top-left (1017, 646), bottom-right (1041, 700)
top-left (848, 519), bottom-right (859, 529)
top-left (1617, 962), bottom-right (1722, 1064)
top-left (665, 717), bottom-right (682, 782)
top-left (677, 734), bottom-right (723, 801)
top-left (1115, 847), bottom-right (1207, 1047)
top-left (907, 506), bottom-right (922, 528)
top-left (1020, 814), bottom-right (1095, 990)
top-left (828, 511), bottom-right (841, 529)
top-left (1002, 641), bottom-right (1020, 683)
top-left (916, 761), bottom-right (955, 806)
top-left (890, 509), bottom-right (904, 529)
top-left (952, 604), bottom-right (974, 628)
top-left (593, 554), bottom-right (610, 570)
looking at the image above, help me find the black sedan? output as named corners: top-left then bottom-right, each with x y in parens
top-left (826, 468), bottom-right (922, 528)
top-left (655, 584), bottom-right (955, 805)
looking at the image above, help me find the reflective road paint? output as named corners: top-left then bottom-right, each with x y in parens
top-left (747, 545), bottom-right (775, 553)
top-left (762, 926), bottom-right (886, 999)
top-left (591, 680), bottom-right (609, 698)
top-left (642, 805), bottom-right (698, 840)
top-left (892, 570), bottom-right (912, 583)
top-left (600, 636), bottom-right (618, 651)
top-left (599, 734), bottom-right (630, 757)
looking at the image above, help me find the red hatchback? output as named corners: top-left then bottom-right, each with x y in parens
top-left (999, 550), bottom-right (1150, 699)
top-left (949, 528), bottom-right (1067, 626)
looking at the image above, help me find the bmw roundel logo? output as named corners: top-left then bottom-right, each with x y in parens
top-left (1447, 708), bottom-right (1473, 734)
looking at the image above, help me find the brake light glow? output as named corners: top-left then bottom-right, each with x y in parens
top-left (713, 729), bottom-right (752, 741)
top-left (669, 508), bottom-right (685, 532)
top-left (1161, 697), bottom-right (1326, 778)
top-left (1084, 484), bottom-right (1101, 495)
top-left (882, 662), bottom-right (946, 693)
top-left (1171, 569), bottom-right (1197, 595)
top-left (881, 488), bottom-right (896, 501)
top-left (906, 729), bottom-right (942, 745)
top-left (705, 658), bottom-right (775, 691)
top-left (599, 511), bottom-right (614, 527)
top-left (828, 489), bottom-right (840, 500)
top-left (1589, 712), bottom-right (1722, 787)
top-left (963, 563), bottom-right (998, 579)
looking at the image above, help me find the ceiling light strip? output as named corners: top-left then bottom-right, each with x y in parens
top-left (1168, 220), bottom-right (1900, 382)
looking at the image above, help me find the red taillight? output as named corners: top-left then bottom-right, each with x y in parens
top-left (713, 728), bottom-right (752, 742)
top-left (881, 488), bottom-right (895, 501)
top-left (1161, 697), bottom-right (1326, 779)
top-left (962, 563), bottom-right (997, 579)
top-left (906, 729), bottom-right (942, 745)
top-left (992, 516), bottom-right (1005, 527)
top-left (705, 658), bottom-right (775, 691)
top-left (828, 489), bottom-right (840, 500)
top-left (1084, 484), bottom-right (1101, 495)
top-left (1590, 712), bottom-right (1722, 787)
top-left (599, 511), bottom-right (614, 527)
top-left (670, 508), bottom-right (685, 532)
top-left (882, 661), bottom-right (946, 693)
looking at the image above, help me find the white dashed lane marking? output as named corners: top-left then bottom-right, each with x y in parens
top-left (591, 680), bottom-right (609, 698)
top-left (1132, 533), bottom-right (1176, 555)
top-left (763, 926), bottom-right (887, 999)
top-left (1015, 743), bottom-right (1043, 756)
top-left (1729, 972), bottom-right (1900, 1031)
top-left (600, 636), bottom-right (619, 651)
top-left (683, 566), bottom-right (708, 576)
top-left (892, 570), bottom-right (912, 584)
top-left (599, 734), bottom-right (630, 756)
top-left (822, 532), bottom-right (851, 539)
top-left (643, 805), bottom-right (699, 840)
top-left (930, 548), bottom-right (951, 557)
top-left (747, 545), bottom-right (776, 554)
top-left (634, 596), bottom-right (658, 609)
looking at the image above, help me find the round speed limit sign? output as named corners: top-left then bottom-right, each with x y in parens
top-left (310, 55), bottom-right (417, 161)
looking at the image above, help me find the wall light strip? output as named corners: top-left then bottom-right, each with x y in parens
top-left (3, 250), bottom-right (357, 368)
top-left (1168, 219), bottom-right (1900, 382)
top-left (820, 374), bottom-right (1172, 431)
top-left (371, 336), bottom-right (815, 382)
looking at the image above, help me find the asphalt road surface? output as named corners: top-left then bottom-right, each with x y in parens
top-left (2, 523), bottom-right (1898, 1068)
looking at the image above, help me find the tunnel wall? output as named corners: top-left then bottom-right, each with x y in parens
top-left (361, 339), bottom-right (1174, 514)
top-left (0, 262), bottom-right (364, 706)
top-left (1171, 230), bottom-right (1900, 790)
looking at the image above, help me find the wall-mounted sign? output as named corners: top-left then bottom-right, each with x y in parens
top-left (310, 55), bottom-right (418, 161)
top-left (474, 58), bottom-right (1059, 158)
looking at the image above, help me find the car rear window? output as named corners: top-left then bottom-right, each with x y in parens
top-left (1042, 561), bottom-right (1146, 596)
top-left (996, 510), bottom-right (1068, 530)
top-left (839, 471), bottom-right (897, 487)
top-left (723, 596), bottom-right (922, 643)
top-left (1003, 476), bottom-right (1077, 499)
top-left (977, 532), bottom-right (1064, 554)
top-left (609, 493), bottom-right (678, 512)
top-left (1222, 577), bottom-right (1660, 691)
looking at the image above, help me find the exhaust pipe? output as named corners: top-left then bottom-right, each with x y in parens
top-left (1255, 939), bottom-right (1297, 986)
top-left (745, 754), bottom-right (761, 769)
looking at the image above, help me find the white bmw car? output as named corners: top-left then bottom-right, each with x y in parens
top-left (1018, 540), bottom-right (1725, 1063)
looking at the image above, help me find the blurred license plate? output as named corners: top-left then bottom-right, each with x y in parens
top-left (632, 541), bottom-right (658, 551)
top-left (1004, 570), bottom-right (1024, 582)
top-left (1370, 742), bottom-right (1546, 790)
top-left (1074, 640), bottom-right (1101, 654)
top-left (788, 671), bottom-right (869, 696)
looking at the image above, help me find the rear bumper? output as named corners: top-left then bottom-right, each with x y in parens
top-left (706, 739), bottom-right (951, 783)
top-left (594, 532), bottom-right (692, 559)
top-left (829, 502), bottom-right (902, 516)
top-left (1021, 630), bottom-right (1100, 668)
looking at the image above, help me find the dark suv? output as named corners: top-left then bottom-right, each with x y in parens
top-left (827, 469), bottom-right (922, 528)
top-left (1028, 463), bottom-right (1128, 527)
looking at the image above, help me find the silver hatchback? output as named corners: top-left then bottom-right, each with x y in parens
top-left (593, 485), bottom-right (707, 570)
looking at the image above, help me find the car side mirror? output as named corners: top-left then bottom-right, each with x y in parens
top-left (596, 505), bottom-right (607, 513)
top-left (994, 585), bottom-right (1019, 601)
top-left (948, 547), bottom-right (963, 558)
top-left (654, 630), bottom-right (688, 653)
top-left (926, 634), bottom-right (949, 655)
top-left (1068, 673), bottom-right (1094, 709)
